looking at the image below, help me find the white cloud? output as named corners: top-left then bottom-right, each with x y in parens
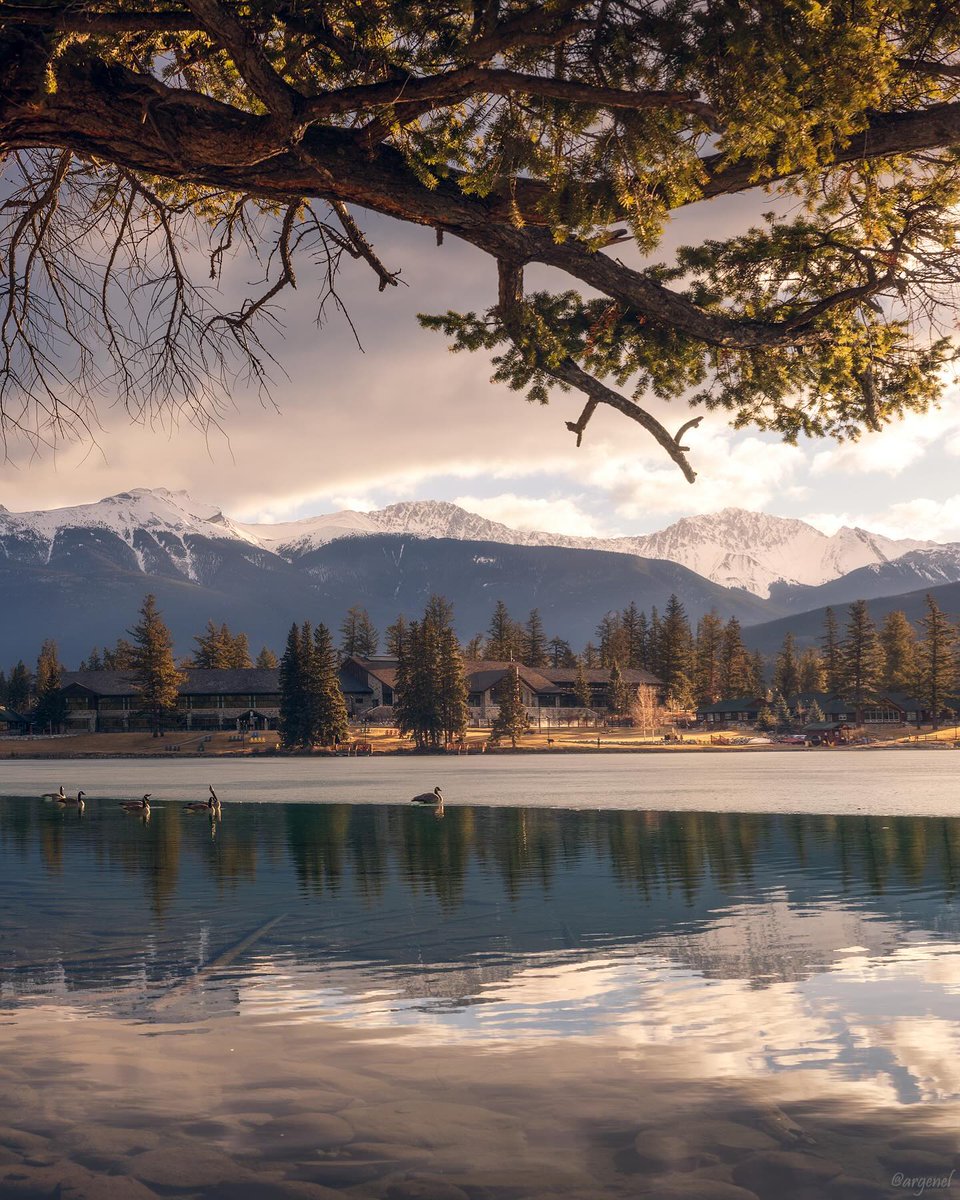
top-left (810, 396), bottom-right (960, 478)
top-left (801, 497), bottom-right (960, 543)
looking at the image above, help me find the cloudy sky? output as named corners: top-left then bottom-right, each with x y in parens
top-left (3, 189), bottom-right (960, 541)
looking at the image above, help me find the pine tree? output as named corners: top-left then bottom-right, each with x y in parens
top-left (609, 660), bottom-right (630, 717)
top-left (395, 596), bottom-right (466, 749)
top-left (839, 600), bottom-right (883, 720)
top-left (880, 610), bottom-right (917, 693)
top-left (772, 693), bottom-right (793, 732)
top-left (102, 639), bottom-right (136, 670)
top-left (719, 618), bottom-right (753, 698)
top-left (522, 609), bottom-right (548, 667)
top-left (0, 668), bottom-right (6, 706)
top-left (437, 625), bottom-right (469, 745)
top-left (385, 615), bottom-right (409, 658)
top-left (255, 646), bottom-right (278, 669)
top-left (340, 606), bottom-right (379, 658)
top-left (548, 637), bottom-right (575, 668)
top-left (797, 647), bottom-right (824, 693)
top-left (659, 594), bottom-right (693, 700)
top-left (821, 607), bottom-right (843, 693)
top-left (574, 660), bottom-right (592, 709)
top-left (128, 595), bottom-right (184, 733)
top-left (279, 623), bottom-right (305, 747)
top-left (7, 662), bottom-right (30, 711)
top-left (486, 599), bottom-right (520, 660)
top-left (773, 633), bottom-right (800, 699)
top-left (648, 607), bottom-right (662, 676)
top-left (748, 650), bottom-right (767, 695)
top-left (806, 699), bottom-right (826, 724)
top-left (756, 706), bottom-right (774, 732)
top-left (694, 611), bottom-right (724, 704)
top-left (916, 595), bottom-right (956, 727)
top-left (227, 631), bottom-right (252, 668)
top-left (79, 648), bottom-right (103, 671)
top-left (620, 602), bottom-right (646, 670)
top-left (596, 612), bottom-right (626, 667)
top-left (313, 623), bottom-right (349, 746)
top-left (580, 641), bottom-right (599, 668)
top-left (193, 620), bottom-right (230, 668)
top-left (464, 633), bottom-right (485, 660)
top-left (491, 666), bottom-right (527, 747)
top-left (34, 639), bottom-right (66, 732)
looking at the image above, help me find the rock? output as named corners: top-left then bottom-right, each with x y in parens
top-left (126, 1143), bottom-right (247, 1189)
top-left (825, 1176), bottom-right (894, 1200)
top-left (204, 1179), bottom-right (346, 1200)
top-left (349, 1141), bottom-right (434, 1166)
top-left (344, 1101), bottom-right (522, 1156)
top-left (289, 1158), bottom-right (394, 1187)
top-left (61, 1125), bottom-right (161, 1168)
top-left (733, 1151), bottom-right (844, 1193)
top-left (643, 1181), bottom-right (760, 1200)
top-left (0, 1163), bottom-right (155, 1200)
top-left (695, 1120), bottom-right (779, 1159)
top-left (59, 1172), bottom-right (159, 1200)
top-left (880, 1148), bottom-right (959, 1175)
top-left (634, 1130), bottom-right (716, 1171)
top-left (384, 1174), bottom-right (470, 1200)
top-left (242, 1113), bottom-right (354, 1159)
top-left (0, 1129), bottom-right (54, 1160)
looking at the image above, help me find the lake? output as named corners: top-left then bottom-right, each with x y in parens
top-left (1, 754), bottom-right (959, 1199)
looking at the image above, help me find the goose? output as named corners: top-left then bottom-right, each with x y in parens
top-left (58, 790), bottom-right (85, 809)
top-left (121, 794), bottom-right (151, 812)
top-left (42, 786), bottom-right (66, 801)
top-left (184, 788), bottom-right (218, 813)
top-left (412, 786), bottom-right (444, 805)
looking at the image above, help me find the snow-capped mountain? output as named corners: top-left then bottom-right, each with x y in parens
top-left (241, 500), bottom-right (933, 597)
top-left (0, 491), bottom-right (941, 597)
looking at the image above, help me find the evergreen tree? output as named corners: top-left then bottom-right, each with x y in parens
top-left (79, 648), bottom-right (103, 671)
top-left (255, 646), bottom-right (278, 669)
top-left (340, 606), bottom-right (379, 658)
top-left (103, 638), bottom-right (136, 670)
top-left (486, 599), bottom-right (520, 660)
top-left (279, 623), bottom-right (305, 748)
top-left (0, 668), bottom-right (6, 706)
top-left (395, 596), bottom-right (467, 749)
top-left (580, 641), bottom-right (599, 668)
top-left (756, 706), bottom-right (774, 733)
top-left (437, 625), bottom-right (469, 745)
top-left (596, 612), bottom-right (626, 667)
top-left (916, 595), bottom-right (956, 727)
top-left (193, 620), bottom-right (230, 668)
top-left (659, 594), bottom-right (694, 700)
top-left (748, 650), bottom-right (767, 695)
top-left (34, 639), bottom-right (66, 732)
top-left (694, 611), bottom-right (725, 704)
top-left (880, 610), bottom-right (917, 693)
top-left (797, 647), bottom-right (824, 693)
top-left (491, 666), bottom-right (528, 747)
top-left (547, 637), bottom-right (576, 668)
top-left (821, 607), bottom-right (843, 693)
top-left (464, 633), bottom-right (485, 661)
top-left (773, 633), bottom-right (800, 699)
top-left (719, 618), bottom-right (753, 698)
top-left (522, 609), bottom-right (548, 667)
top-left (574, 660), bottom-right (592, 709)
top-left (609, 660), bottom-right (630, 717)
top-left (385, 615), bottom-right (409, 658)
top-left (7, 662), bottom-right (30, 712)
top-left (648, 608), bottom-right (662, 677)
top-left (772, 693), bottom-right (793, 732)
top-left (227, 631), bottom-right (252, 668)
top-left (806, 699), bottom-right (826, 724)
top-left (312, 623), bottom-right (349, 745)
top-left (620, 602), bottom-right (646, 670)
top-left (128, 595), bottom-right (184, 733)
top-left (839, 600), bottom-right (883, 720)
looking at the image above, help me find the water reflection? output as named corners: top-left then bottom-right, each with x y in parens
top-left (1, 798), bottom-right (960, 1198)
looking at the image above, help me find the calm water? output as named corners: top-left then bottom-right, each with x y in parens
top-left (2, 757), bottom-right (960, 1198)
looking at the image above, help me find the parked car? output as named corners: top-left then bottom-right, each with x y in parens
top-left (779, 734), bottom-right (806, 745)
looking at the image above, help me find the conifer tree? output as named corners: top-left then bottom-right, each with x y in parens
top-left (916, 595), bottom-right (956, 727)
top-left (548, 637), bottom-right (576, 668)
top-left (773, 633), bottom-right (800, 699)
top-left (621, 602), bottom-right (646, 670)
top-left (395, 597), bottom-right (466, 749)
top-left (648, 608), bottom-right (662, 677)
top-left (880, 610), bottom-right (917, 694)
top-left (574, 660), bottom-right (592, 710)
top-left (659, 594), bottom-right (694, 700)
top-left (7, 662), bottom-right (30, 712)
top-left (385, 615), bottom-right (409, 658)
top-left (34, 639), bottom-right (66, 732)
top-left (719, 618), bottom-right (753, 699)
top-left (839, 600), bottom-right (883, 721)
top-left (279, 624), bottom-right (305, 748)
top-left (313, 623), bottom-right (349, 746)
top-left (464, 633), bottom-right (485, 661)
top-left (523, 609), bottom-right (549, 668)
top-left (340, 606), bottom-right (379, 658)
top-left (437, 626), bottom-right (469, 746)
top-left (806, 699), bottom-right (826, 724)
top-left (609, 661), bottom-right (630, 717)
top-left (821, 607), bottom-right (843, 693)
top-left (580, 641), bottom-right (599, 668)
top-left (0, 668), bottom-right (6, 706)
top-left (79, 648), bottom-right (103, 671)
top-left (227, 631), bottom-right (253, 669)
top-left (102, 639), bottom-right (136, 670)
top-left (748, 650), bottom-right (768, 695)
top-left (486, 600), bottom-right (520, 660)
top-left (596, 612), bottom-right (627, 667)
top-left (255, 646), bottom-right (278, 669)
top-left (797, 647), bottom-right (825, 693)
top-left (491, 666), bottom-right (528, 747)
top-left (694, 611), bottom-right (725, 704)
top-left (128, 594), bottom-right (184, 733)
top-left (772, 693), bottom-right (793, 732)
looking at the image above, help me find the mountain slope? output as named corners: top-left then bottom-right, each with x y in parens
top-left (769, 545), bottom-right (960, 612)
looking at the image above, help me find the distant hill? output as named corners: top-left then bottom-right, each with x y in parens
top-left (743, 581), bottom-right (960, 656)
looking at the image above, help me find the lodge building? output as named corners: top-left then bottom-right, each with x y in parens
top-left (53, 658), bottom-right (664, 733)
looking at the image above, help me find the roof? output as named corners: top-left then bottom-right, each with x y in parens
top-left (0, 706), bottom-right (27, 723)
top-left (61, 668), bottom-right (281, 697)
top-left (537, 666), bottom-right (661, 686)
top-left (804, 720), bottom-right (850, 731)
top-left (697, 697), bottom-right (765, 713)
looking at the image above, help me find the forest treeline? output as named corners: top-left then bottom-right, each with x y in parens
top-left (2, 592), bottom-right (958, 738)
